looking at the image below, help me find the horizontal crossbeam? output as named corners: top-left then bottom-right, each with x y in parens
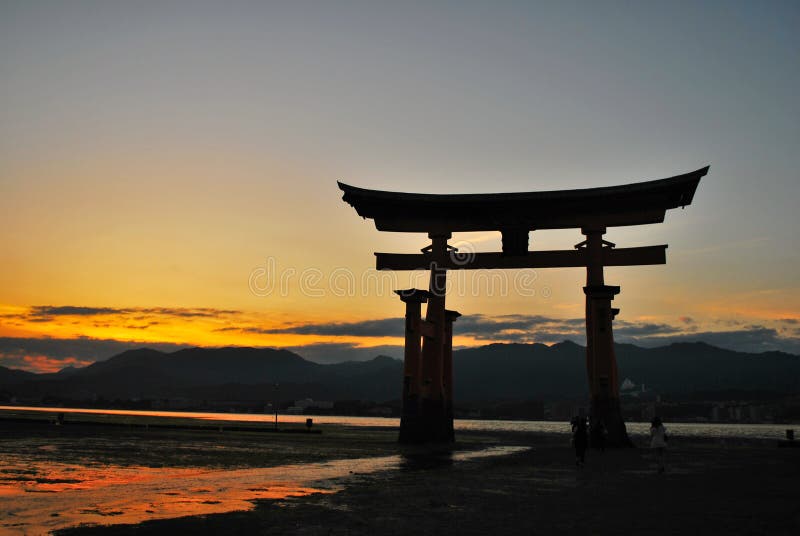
top-left (375, 245), bottom-right (667, 271)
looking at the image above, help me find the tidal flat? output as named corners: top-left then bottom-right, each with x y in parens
top-left (1, 412), bottom-right (798, 535)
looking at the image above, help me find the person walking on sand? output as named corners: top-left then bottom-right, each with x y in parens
top-left (571, 416), bottom-right (589, 467)
top-left (591, 419), bottom-right (607, 453)
top-left (650, 416), bottom-right (668, 473)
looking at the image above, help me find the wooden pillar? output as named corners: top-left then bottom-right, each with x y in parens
top-left (420, 233), bottom-right (451, 442)
top-left (582, 228), bottom-right (632, 447)
top-left (396, 289), bottom-right (431, 443)
top-left (443, 309), bottom-right (461, 442)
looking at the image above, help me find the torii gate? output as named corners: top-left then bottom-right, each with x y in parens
top-left (339, 166), bottom-right (708, 446)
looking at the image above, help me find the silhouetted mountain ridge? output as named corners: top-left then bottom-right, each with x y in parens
top-left (77, 347), bottom-right (322, 386)
top-left (0, 343), bottom-right (798, 403)
top-left (0, 365), bottom-right (37, 385)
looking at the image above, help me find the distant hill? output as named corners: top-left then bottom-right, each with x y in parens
top-left (615, 342), bottom-right (800, 395)
top-left (76, 347), bottom-right (321, 386)
top-left (0, 365), bottom-right (37, 385)
top-left (1, 343), bottom-right (798, 403)
top-left (454, 341), bottom-right (800, 400)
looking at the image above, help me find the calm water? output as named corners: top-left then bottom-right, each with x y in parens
top-left (0, 405), bottom-right (793, 440)
top-left (0, 438), bottom-right (527, 534)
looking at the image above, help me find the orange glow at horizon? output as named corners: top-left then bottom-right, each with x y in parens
top-left (3, 298), bottom-right (798, 375)
top-left (0, 305), bottom-right (401, 349)
top-left (3, 299), bottom-right (798, 347)
top-left (0, 304), bottom-right (510, 353)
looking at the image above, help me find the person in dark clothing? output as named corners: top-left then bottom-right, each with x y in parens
top-left (571, 416), bottom-right (589, 467)
top-left (591, 419), bottom-right (607, 453)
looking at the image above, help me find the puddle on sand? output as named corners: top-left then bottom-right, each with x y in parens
top-left (0, 446), bottom-right (529, 534)
top-left (0, 462), bottom-right (335, 534)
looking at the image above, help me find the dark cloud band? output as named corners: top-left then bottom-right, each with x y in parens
top-left (16, 305), bottom-right (242, 321)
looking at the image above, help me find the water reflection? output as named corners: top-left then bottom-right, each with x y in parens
top-left (400, 449), bottom-right (455, 471)
top-left (0, 459), bottom-right (337, 534)
top-left (1, 405), bottom-right (792, 440)
top-left (398, 446), bottom-right (530, 471)
top-left (0, 446), bottom-right (528, 534)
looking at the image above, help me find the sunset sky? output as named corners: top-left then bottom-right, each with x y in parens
top-left (2, 1), bottom-right (799, 372)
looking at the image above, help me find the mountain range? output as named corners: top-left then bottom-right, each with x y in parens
top-left (1, 342), bottom-right (798, 404)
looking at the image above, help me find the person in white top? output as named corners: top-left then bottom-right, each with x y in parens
top-left (649, 416), bottom-right (668, 473)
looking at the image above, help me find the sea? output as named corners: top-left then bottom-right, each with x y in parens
top-left (0, 405), bottom-right (793, 440)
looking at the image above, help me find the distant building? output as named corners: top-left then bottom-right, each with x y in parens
top-left (620, 378), bottom-right (636, 391)
top-left (367, 406), bottom-right (392, 417)
top-left (287, 398), bottom-right (334, 414)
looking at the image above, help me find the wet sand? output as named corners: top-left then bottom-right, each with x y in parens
top-left (2, 417), bottom-right (798, 535)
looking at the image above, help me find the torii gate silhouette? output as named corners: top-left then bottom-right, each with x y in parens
top-left (339, 166), bottom-right (708, 446)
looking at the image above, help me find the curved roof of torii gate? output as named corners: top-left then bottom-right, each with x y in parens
top-left (338, 166), bottom-right (709, 233)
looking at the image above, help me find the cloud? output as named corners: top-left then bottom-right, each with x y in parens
top-left (29, 306), bottom-right (123, 317)
top-left (14, 305), bottom-right (243, 323)
top-left (456, 314), bottom-right (584, 339)
top-left (246, 314), bottom-right (587, 341)
top-left (22, 305), bottom-right (794, 357)
top-left (613, 322), bottom-right (683, 337)
top-left (616, 327), bottom-right (800, 355)
top-left (0, 337), bottom-right (189, 372)
top-left (18, 355), bottom-right (96, 374)
top-left (248, 314), bottom-right (800, 355)
top-left (140, 307), bottom-right (241, 318)
top-left (240, 318), bottom-right (403, 337)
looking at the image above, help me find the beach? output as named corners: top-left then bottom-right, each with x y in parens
top-left (1, 412), bottom-right (798, 535)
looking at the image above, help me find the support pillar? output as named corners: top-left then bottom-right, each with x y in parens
top-left (419, 233), bottom-right (451, 442)
top-left (443, 309), bottom-right (461, 442)
top-left (581, 228), bottom-right (632, 447)
top-left (396, 289), bottom-right (431, 443)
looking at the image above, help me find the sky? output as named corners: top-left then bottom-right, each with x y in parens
top-left (1, 1), bottom-right (799, 372)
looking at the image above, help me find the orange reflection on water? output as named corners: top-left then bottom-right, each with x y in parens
top-left (0, 457), bottom-right (336, 535)
top-left (1, 462), bottom-right (182, 495)
top-left (0, 438), bottom-right (529, 535)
